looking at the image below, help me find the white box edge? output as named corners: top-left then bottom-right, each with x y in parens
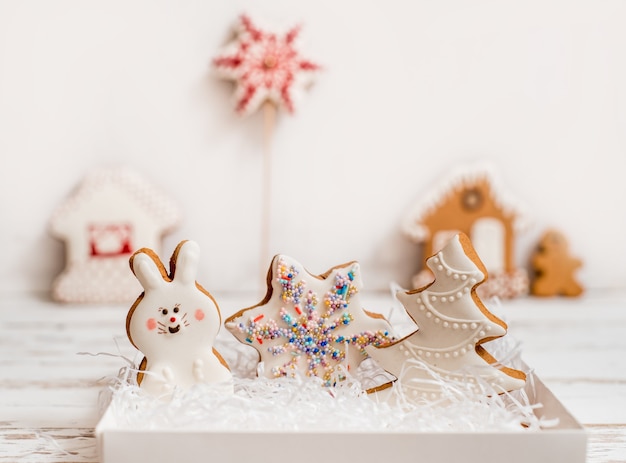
top-left (96, 372), bottom-right (587, 463)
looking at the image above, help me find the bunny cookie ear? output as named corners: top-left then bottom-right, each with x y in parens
top-left (170, 240), bottom-right (200, 286)
top-left (130, 249), bottom-right (169, 291)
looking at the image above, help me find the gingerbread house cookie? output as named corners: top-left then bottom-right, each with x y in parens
top-left (402, 164), bottom-right (529, 299)
top-left (49, 167), bottom-right (180, 303)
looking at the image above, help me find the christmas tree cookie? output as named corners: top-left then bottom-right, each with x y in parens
top-left (225, 255), bottom-right (396, 388)
top-left (366, 233), bottom-right (526, 400)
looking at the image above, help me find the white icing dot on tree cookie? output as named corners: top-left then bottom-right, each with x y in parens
top-left (365, 233), bottom-right (526, 400)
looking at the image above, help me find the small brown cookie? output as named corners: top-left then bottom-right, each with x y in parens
top-left (531, 229), bottom-right (583, 297)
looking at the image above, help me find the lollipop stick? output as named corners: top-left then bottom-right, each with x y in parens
top-left (261, 100), bottom-right (276, 274)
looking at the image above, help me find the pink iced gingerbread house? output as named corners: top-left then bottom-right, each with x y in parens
top-left (49, 168), bottom-right (180, 303)
top-left (402, 165), bottom-right (529, 299)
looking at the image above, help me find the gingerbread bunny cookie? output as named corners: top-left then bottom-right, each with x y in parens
top-left (126, 240), bottom-right (232, 396)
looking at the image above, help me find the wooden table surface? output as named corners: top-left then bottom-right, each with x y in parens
top-left (1, 290), bottom-right (625, 462)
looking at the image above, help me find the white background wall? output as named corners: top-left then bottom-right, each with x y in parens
top-left (1, 0), bottom-right (625, 295)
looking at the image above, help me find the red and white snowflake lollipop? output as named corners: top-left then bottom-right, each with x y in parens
top-left (213, 14), bottom-right (320, 116)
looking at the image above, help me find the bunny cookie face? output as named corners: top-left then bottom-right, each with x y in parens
top-left (126, 240), bottom-right (232, 396)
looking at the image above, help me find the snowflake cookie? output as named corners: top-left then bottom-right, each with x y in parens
top-left (126, 240), bottom-right (232, 396)
top-left (213, 14), bottom-right (320, 116)
top-left (366, 233), bottom-right (526, 401)
top-left (225, 255), bottom-right (395, 388)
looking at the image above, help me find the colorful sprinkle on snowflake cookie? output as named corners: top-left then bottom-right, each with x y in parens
top-left (213, 14), bottom-right (320, 116)
top-left (225, 255), bottom-right (395, 388)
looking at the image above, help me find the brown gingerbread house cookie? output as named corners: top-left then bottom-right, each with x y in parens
top-left (402, 164), bottom-right (528, 299)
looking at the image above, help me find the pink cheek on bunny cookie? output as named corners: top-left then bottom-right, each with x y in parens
top-left (146, 318), bottom-right (158, 331)
top-left (195, 309), bottom-right (205, 321)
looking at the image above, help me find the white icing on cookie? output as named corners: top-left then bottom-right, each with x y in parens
top-left (366, 233), bottom-right (526, 399)
top-left (225, 255), bottom-right (395, 388)
top-left (126, 240), bottom-right (232, 396)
